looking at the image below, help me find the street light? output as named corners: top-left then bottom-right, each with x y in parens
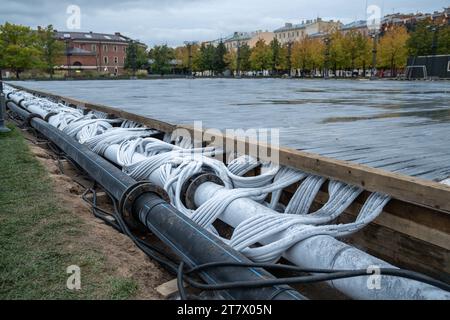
top-left (370, 31), bottom-right (379, 80)
top-left (184, 41), bottom-right (198, 78)
top-left (323, 36), bottom-right (331, 79)
top-left (287, 40), bottom-right (293, 77)
top-left (63, 34), bottom-right (72, 78)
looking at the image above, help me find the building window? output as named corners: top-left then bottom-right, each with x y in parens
top-left (297, 31), bottom-right (299, 36)
top-left (103, 45), bottom-right (108, 52)
top-left (91, 44), bottom-right (97, 52)
top-left (448, 61), bottom-right (450, 72)
top-left (114, 57), bottom-right (118, 64)
top-left (104, 56), bottom-right (108, 64)
top-left (124, 46), bottom-right (127, 52)
top-left (113, 45), bottom-right (118, 52)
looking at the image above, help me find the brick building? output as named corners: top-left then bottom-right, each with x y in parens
top-left (54, 31), bottom-right (146, 75)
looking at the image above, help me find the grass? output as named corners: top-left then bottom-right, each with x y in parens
top-left (0, 125), bottom-right (138, 299)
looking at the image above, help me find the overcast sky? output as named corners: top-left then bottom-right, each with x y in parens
top-left (1, 0), bottom-right (447, 46)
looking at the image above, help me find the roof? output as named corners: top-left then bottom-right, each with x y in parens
top-left (274, 21), bottom-right (314, 32)
top-left (225, 32), bottom-right (252, 42)
top-left (54, 31), bottom-right (146, 47)
top-left (341, 20), bottom-right (367, 30)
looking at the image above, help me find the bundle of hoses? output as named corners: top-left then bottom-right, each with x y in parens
top-left (5, 85), bottom-right (450, 300)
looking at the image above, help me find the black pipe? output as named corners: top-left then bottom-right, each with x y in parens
top-left (6, 100), bottom-right (304, 300)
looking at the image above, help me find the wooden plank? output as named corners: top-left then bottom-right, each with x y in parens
top-left (9, 84), bottom-right (450, 213)
top-left (155, 278), bottom-right (185, 298)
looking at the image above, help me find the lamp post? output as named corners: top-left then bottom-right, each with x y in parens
top-left (236, 42), bottom-right (241, 77)
top-left (0, 68), bottom-right (11, 133)
top-left (64, 34), bottom-right (72, 78)
top-left (184, 41), bottom-right (198, 78)
top-left (323, 36), bottom-right (331, 79)
top-left (287, 40), bottom-right (293, 77)
top-left (370, 31), bottom-right (378, 80)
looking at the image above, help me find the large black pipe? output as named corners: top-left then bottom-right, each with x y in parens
top-left (7, 100), bottom-right (304, 300)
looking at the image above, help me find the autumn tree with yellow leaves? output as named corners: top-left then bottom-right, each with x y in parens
top-left (378, 25), bottom-right (409, 76)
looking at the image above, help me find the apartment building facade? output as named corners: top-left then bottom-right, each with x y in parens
top-left (224, 31), bottom-right (274, 50)
top-left (273, 18), bottom-right (342, 44)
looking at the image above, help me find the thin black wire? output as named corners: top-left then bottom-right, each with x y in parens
top-left (177, 261), bottom-right (450, 293)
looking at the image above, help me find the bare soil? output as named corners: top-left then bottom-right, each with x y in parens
top-left (24, 132), bottom-right (172, 300)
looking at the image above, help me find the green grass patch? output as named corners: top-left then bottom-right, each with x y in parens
top-left (0, 125), bottom-right (138, 299)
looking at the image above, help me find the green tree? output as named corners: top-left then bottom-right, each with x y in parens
top-left (355, 36), bottom-right (372, 75)
top-left (198, 44), bottom-right (215, 72)
top-left (437, 25), bottom-right (450, 54)
top-left (37, 25), bottom-right (64, 78)
top-left (407, 19), bottom-right (434, 56)
top-left (124, 42), bottom-right (148, 73)
top-left (342, 30), bottom-right (365, 71)
top-left (250, 39), bottom-right (271, 72)
top-left (269, 38), bottom-right (287, 74)
top-left (148, 44), bottom-right (174, 75)
top-left (213, 41), bottom-right (227, 74)
top-left (0, 22), bottom-right (42, 79)
top-left (238, 43), bottom-right (252, 72)
top-left (224, 49), bottom-right (237, 73)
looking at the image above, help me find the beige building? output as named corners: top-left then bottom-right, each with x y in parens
top-left (224, 31), bottom-right (274, 50)
top-left (340, 20), bottom-right (369, 37)
top-left (274, 18), bottom-right (342, 44)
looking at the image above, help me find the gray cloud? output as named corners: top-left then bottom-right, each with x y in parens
top-left (0, 0), bottom-right (447, 46)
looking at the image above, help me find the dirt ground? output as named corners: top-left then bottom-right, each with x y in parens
top-left (23, 131), bottom-right (173, 300)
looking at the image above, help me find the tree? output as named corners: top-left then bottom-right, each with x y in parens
top-left (213, 41), bottom-right (227, 74)
top-left (250, 39), bottom-right (271, 72)
top-left (269, 38), bottom-right (287, 74)
top-left (124, 42), bottom-right (148, 73)
top-left (328, 31), bottom-right (346, 77)
top-left (408, 19), bottom-right (450, 56)
top-left (224, 49), bottom-right (237, 73)
top-left (309, 39), bottom-right (325, 75)
top-left (198, 44), bottom-right (215, 72)
top-left (148, 44), bottom-right (174, 75)
top-left (238, 43), bottom-right (252, 72)
top-left (342, 30), bottom-right (364, 71)
top-left (0, 22), bottom-right (42, 79)
top-left (175, 43), bottom-right (200, 73)
top-left (407, 19), bottom-right (434, 56)
top-left (37, 25), bottom-right (64, 78)
top-left (291, 37), bottom-right (318, 75)
top-left (355, 36), bottom-right (372, 76)
top-left (379, 25), bottom-right (409, 77)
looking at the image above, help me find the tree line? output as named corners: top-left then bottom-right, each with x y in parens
top-left (0, 23), bottom-right (64, 79)
top-left (172, 19), bottom-right (449, 77)
top-left (1, 18), bottom-right (449, 79)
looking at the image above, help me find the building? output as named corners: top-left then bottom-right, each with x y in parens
top-left (340, 20), bottom-right (369, 37)
top-left (224, 31), bottom-right (274, 50)
top-left (53, 31), bottom-right (146, 75)
top-left (274, 18), bottom-right (342, 44)
top-left (381, 7), bottom-right (449, 32)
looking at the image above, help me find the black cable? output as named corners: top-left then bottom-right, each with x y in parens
top-left (177, 261), bottom-right (450, 293)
